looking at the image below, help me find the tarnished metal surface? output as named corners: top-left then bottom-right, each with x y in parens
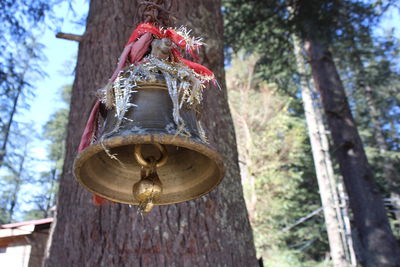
top-left (74, 83), bottom-right (224, 205)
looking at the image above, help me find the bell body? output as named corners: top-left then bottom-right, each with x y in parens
top-left (74, 81), bottom-right (225, 205)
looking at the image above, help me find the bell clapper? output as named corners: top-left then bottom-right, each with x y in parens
top-left (133, 144), bottom-right (168, 213)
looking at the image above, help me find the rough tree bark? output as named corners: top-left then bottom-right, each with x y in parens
top-left (293, 37), bottom-right (350, 267)
top-left (304, 38), bottom-right (400, 267)
top-left (44, 0), bottom-right (258, 266)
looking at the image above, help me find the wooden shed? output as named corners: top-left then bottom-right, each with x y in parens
top-left (0, 218), bottom-right (53, 267)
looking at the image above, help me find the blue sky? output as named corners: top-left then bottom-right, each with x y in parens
top-left (24, 1), bottom-right (88, 171)
top-left (14, 1), bottom-right (89, 217)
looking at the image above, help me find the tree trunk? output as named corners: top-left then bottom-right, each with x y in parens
top-left (293, 37), bottom-right (350, 267)
top-left (347, 30), bottom-right (399, 198)
top-left (364, 84), bottom-right (400, 221)
top-left (341, 15), bottom-right (400, 222)
top-left (303, 55), bottom-right (358, 266)
top-left (337, 181), bottom-right (358, 265)
top-left (304, 38), bottom-right (400, 267)
top-left (0, 80), bottom-right (23, 168)
top-left (44, 0), bottom-right (258, 266)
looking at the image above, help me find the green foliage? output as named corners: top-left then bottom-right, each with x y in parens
top-left (23, 209), bottom-right (49, 222)
top-left (223, 0), bottom-right (390, 93)
top-left (224, 0), bottom-right (400, 263)
top-left (0, 0), bottom-right (54, 167)
top-left (0, 38), bottom-right (45, 169)
top-left (22, 85), bottom-right (71, 220)
top-left (0, 174), bottom-right (20, 223)
top-left (223, 0), bottom-right (296, 89)
top-left (262, 248), bottom-right (331, 267)
top-left (227, 53), bottom-right (327, 262)
top-left (44, 85), bottom-right (71, 170)
top-left (0, 1), bottom-right (56, 223)
top-left (0, 141), bottom-right (31, 223)
top-left (331, 9), bottom-right (400, 197)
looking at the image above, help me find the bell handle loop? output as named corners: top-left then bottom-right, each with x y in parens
top-left (134, 143), bottom-right (168, 168)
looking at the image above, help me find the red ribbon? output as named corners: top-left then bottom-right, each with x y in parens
top-left (78, 101), bottom-right (100, 153)
top-left (126, 24), bottom-right (202, 60)
top-left (125, 23), bottom-right (215, 80)
top-left (171, 48), bottom-right (214, 80)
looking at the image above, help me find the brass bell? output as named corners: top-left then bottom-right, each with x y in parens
top-left (73, 78), bottom-right (225, 210)
top-left (74, 23), bottom-right (225, 212)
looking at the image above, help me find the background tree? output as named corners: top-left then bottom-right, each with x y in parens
top-left (0, 1), bottom-right (53, 167)
top-left (223, 0), bottom-right (400, 265)
top-left (333, 16), bottom-right (400, 226)
top-left (0, 1), bottom-right (56, 223)
top-left (23, 85), bottom-right (71, 220)
top-left (227, 53), bottom-right (330, 264)
top-left (45, 1), bottom-right (258, 266)
top-left (0, 40), bottom-right (45, 223)
top-left (0, 141), bottom-right (31, 223)
top-left (293, 35), bottom-right (354, 267)
top-left (300, 3), bottom-right (400, 264)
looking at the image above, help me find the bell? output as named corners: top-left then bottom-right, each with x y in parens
top-left (74, 23), bottom-right (225, 212)
top-left (73, 77), bottom-right (225, 210)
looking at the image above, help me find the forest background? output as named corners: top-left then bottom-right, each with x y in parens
top-left (0, 0), bottom-right (399, 266)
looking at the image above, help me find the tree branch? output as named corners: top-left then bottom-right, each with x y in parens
top-left (282, 207), bottom-right (323, 232)
top-left (56, 32), bottom-right (83, 42)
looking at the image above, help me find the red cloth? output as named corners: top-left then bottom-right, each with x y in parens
top-left (124, 23), bottom-right (215, 81)
top-left (125, 23), bottom-right (164, 45)
top-left (79, 32), bottom-right (155, 155)
top-left (125, 23), bottom-right (201, 59)
top-left (93, 194), bottom-right (107, 205)
top-left (109, 33), bottom-right (153, 83)
top-left (171, 49), bottom-right (214, 80)
top-left (128, 32), bottom-right (153, 63)
top-left (80, 31), bottom-right (154, 206)
top-left (78, 101), bottom-right (100, 153)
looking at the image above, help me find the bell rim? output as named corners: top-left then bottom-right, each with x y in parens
top-left (73, 134), bottom-right (225, 205)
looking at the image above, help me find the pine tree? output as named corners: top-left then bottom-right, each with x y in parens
top-left (0, 0), bottom-right (58, 224)
top-left (0, 1), bottom-right (53, 168)
top-left (24, 85), bottom-right (71, 220)
top-left (224, 0), bottom-right (400, 265)
top-left (301, 7), bottom-right (400, 266)
top-left (226, 52), bottom-right (329, 264)
top-left (333, 15), bottom-right (400, 226)
top-left (293, 35), bottom-right (353, 267)
top-left (45, 1), bottom-right (258, 265)
top-left (0, 137), bottom-right (32, 223)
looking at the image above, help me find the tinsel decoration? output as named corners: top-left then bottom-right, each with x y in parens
top-left (97, 55), bottom-right (208, 139)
